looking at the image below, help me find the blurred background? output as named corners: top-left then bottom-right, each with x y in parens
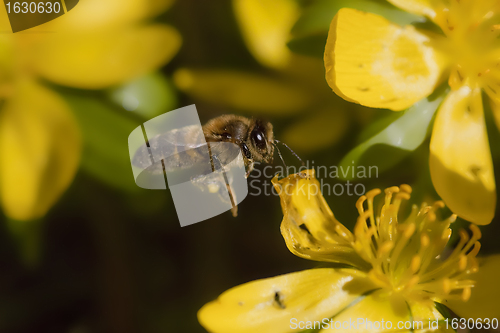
top-left (1, 0), bottom-right (500, 332)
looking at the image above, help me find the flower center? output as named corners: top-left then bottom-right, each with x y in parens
top-left (354, 185), bottom-right (481, 304)
top-left (432, 0), bottom-right (500, 91)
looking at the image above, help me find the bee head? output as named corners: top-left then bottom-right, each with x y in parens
top-left (248, 119), bottom-right (274, 164)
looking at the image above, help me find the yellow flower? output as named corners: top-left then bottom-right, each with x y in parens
top-left (324, 1), bottom-right (500, 225)
top-left (233, 0), bottom-right (300, 69)
top-left (199, 170), bottom-right (499, 333)
top-left (0, 0), bottom-right (180, 220)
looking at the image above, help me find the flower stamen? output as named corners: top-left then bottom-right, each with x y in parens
top-left (347, 184), bottom-right (481, 303)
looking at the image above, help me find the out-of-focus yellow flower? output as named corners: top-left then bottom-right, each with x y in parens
top-left (233, 0), bottom-right (300, 69)
top-left (324, 2), bottom-right (500, 225)
top-left (199, 170), bottom-right (500, 332)
top-left (0, 0), bottom-right (181, 220)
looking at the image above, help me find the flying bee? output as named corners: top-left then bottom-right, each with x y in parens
top-left (132, 114), bottom-right (301, 217)
top-left (203, 115), bottom-right (276, 176)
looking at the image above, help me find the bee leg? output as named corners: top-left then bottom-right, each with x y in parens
top-left (230, 205), bottom-right (238, 217)
top-left (245, 162), bottom-right (254, 178)
top-left (211, 152), bottom-right (239, 217)
top-left (225, 182), bottom-right (238, 217)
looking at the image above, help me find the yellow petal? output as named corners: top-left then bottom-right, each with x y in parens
top-left (325, 8), bottom-right (445, 111)
top-left (38, 0), bottom-right (174, 32)
top-left (31, 24), bottom-right (181, 89)
top-left (233, 0), bottom-right (299, 69)
top-left (272, 170), bottom-right (369, 269)
top-left (386, 0), bottom-right (440, 19)
top-left (173, 68), bottom-right (314, 116)
top-left (326, 290), bottom-right (446, 333)
top-left (0, 80), bottom-right (81, 220)
top-left (199, 268), bottom-right (373, 333)
top-left (444, 254), bottom-right (500, 320)
top-left (430, 85), bottom-right (496, 225)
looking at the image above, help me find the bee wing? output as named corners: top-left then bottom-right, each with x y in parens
top-left (132, 125), bottom-right (209, 175)
top-left (208, 141), bottom-right (241, 170)
top-left (132, 125), bottom-right (243, 201)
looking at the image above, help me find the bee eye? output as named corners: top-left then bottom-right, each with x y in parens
top-left (241, 143), bottom-right (252, 159)
top-left (221, 132), bottom-right (231, 140)
top-left (251, 130), bottom-right (267, 150)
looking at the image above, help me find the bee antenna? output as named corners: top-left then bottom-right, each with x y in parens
top-left (272, 142), bottom-right (288, 170)
top-left (275, 139), bottom-right (305, 166)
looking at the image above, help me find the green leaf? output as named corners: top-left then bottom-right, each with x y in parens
top-left (356, 110), bottom-right (403, 144)
top-left (108, 72), bottom-right (178, 119)
top-left (434, 302), bottom-right (458, 332)
top-left (64, 93), bottom-right (141, 192)
top-left (434, 302), bottom-right (455, 321)
top-left (338, 89), bottom-right (447, 180)
top-left (287, 0), bottom-right (423, 58)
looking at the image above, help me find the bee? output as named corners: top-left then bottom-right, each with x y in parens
top-left (132, 115), bottom-right (298, 217)
top-left (202, 115), bottom-right (276, 176)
